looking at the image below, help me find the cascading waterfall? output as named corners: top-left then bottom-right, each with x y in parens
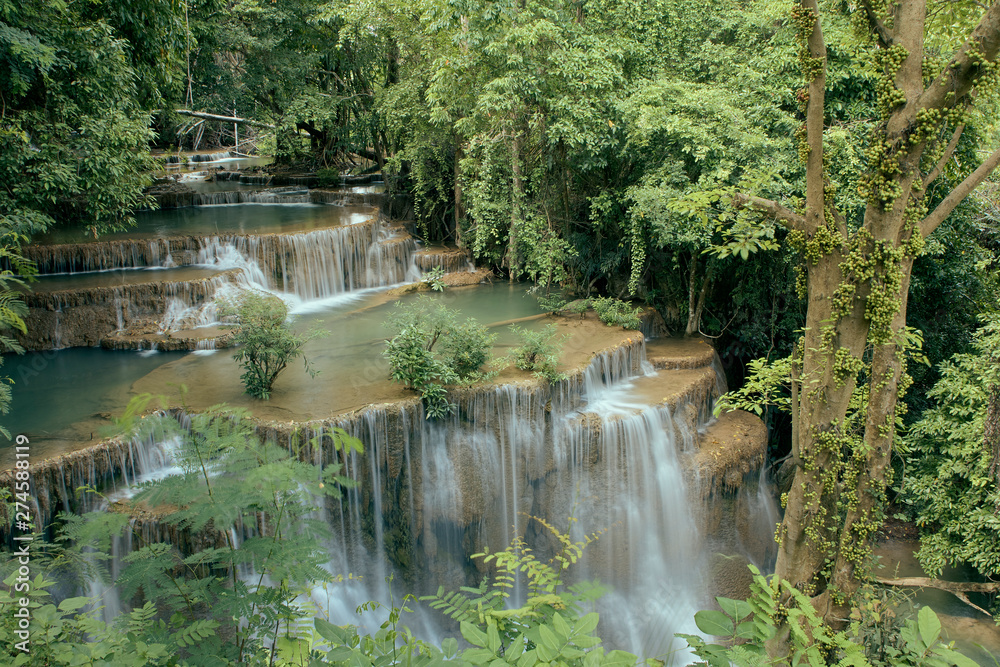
top-left (285, 342), bottom-right (712, 662)
top-left (11, 338), bottom-right (748, 664)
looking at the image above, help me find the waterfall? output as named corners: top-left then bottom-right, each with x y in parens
top-left (7, 336), bottom-right (757, 664)
top-left (191, 187), bottom-right (311, 206)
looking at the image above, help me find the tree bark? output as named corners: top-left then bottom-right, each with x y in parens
top-left (685, 257), bottom-right (713, 337)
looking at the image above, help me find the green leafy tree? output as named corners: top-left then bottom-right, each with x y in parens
top-left (904, 314), bottom-right (1000, 582)
top-left (702, 1), bottom-right (1000, 636)
top-left (509, 323), bottom-right (564, 382)
top-left (383, 296), bottom-right (496, 418)
top-left (223, 290), bottom-right (321, 400)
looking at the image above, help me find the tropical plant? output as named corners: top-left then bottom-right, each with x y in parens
top-left (681, 566), bottom-right (979, 667)
top-left (2, 404), bottom-right (362, 665)
top-left (509, 324), bottom-right (564, 383)
top-left (903, 314), bottom-right (1000, 584)
top-left (421, 266), bottom-right (446, 292)
top-left (383, 296), bottom-right (495, 418)
top-left (591, 297), bottom-right (643, 331)
top-left (222, 290), bottom-right (321, 400)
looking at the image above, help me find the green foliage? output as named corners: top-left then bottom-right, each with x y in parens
top-left (316, 167), bottom-right (341, 187)
top-left (903, 313), bottom-right (1000, 581)
top-left (419, 515), bottom-right (631, 667)
top-left (422, 266), bottom-right (446, 292)
top-left (680, 567), bottom-right (979, 667)
top-left (0, 574), bottom-right (174, 666)
top-left (383, 296), bottom-right (496, 418)
top-left (591, 297), bottom-right (643, 330)
top-left (533, 289), bottom-right (569, 313)
top-left (509, 324), bottom-right (564, 382)
top-left (3, 404), bottom-right (362, 665)
top-left (221, 290), bottom-right (322, 400)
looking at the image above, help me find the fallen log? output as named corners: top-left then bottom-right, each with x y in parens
top-left (877, 577), bottom-right (1000, 617)
top-left (174, 109), bottom-right (275, 129)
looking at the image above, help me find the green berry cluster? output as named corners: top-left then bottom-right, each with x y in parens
top-left (791, 4), bottom-right (824, 80)
top-left (873, 44), bottom-right (909, 116)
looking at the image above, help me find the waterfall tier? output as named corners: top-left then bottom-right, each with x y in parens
top-left (2, 332), bottom-right (773, 662)
top-left (17, 218), bottom-right (420, 350)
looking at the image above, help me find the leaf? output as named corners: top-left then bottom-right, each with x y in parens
top-left (316, 618), bottom-right (350, 644)
top-left (57, 597), bottom-right (90, 613)
top-left (715, 597), bottom-right (752, 622)
top-left (461, 621), bottom-right (488, 648)
top-left (933, 646), bottom-right (981, 667)
top-left (917, 605), bottom-right (942, 647)
top-left (574, 612), bottom-right (600, 636)
top-left (694, 609), bottom-right (735, 637)
top-left (601, 649), bottom-right (638, 666)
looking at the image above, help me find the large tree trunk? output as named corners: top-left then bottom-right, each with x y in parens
top-left (734, 1), bottom-right (1000, 648)
top-left (505, 132), bottom-right (523, 274)
top-left (454, 137), bottom-right (464, 247)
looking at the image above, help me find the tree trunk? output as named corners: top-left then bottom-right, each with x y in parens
top-left (174, 109), bottom-right (275, 129)
top-left (454, 137), bottom-right (464, 247)
top-left (505, 132), bottom-right (523, 275)
top-left (740, 0), bottom-right (1000, 648)
top-left (685, 257), bottom-right (713, 337)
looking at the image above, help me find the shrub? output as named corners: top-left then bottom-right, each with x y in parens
top-left (221, 290), bottom-right (320, 399)
top-left (383, 296), bottom-right (496, 418)
top-left (592, 297), bottom-right (642, 330)
top-left (442, 319), bottom-right (497, 378)
top-left (316, 166), bottom-right (340, 187)
top-left (533, 290), bottom-right (568, 313)
top-left (422, 265), bottom-right (446, 291)
top-left (510, 324), bottom-right (564, 382)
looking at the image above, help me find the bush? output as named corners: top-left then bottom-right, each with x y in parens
top-left (221, 290), bottom-right (320, 400)
top-left (442, 319), bottom-right (497, 378)
top-left (316, 166), bottom-right (340, 187)
top-left (422, 265), bottom-right (446, 291)
top-left (383, 296), bottom-right (496, 418)
top-left (533, 290), bottom-right (568, 313)
top-left (510, 324), bottom-right (564, 382)
top-left (592, 297), bottom-right (643, 330)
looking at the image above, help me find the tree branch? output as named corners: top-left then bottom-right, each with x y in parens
top-left (877, 576), bottom-right (1000, 594)
top-left (860, 0), bottom-right (894, 48)
top-left (922, 124), bottom-right (965, 189)
top-left (920, 145), bottom-right (1000, 236)
top-left (878, 577), bottom-right (999, 617)
top-left (731, 193), bottom-right (807, 232)
top-left (174, 109), bottom-right (275, 129)
top-left (801, 0), bottom-right (827, 234)
top-left (918, 4), bottom-right (1000, 112)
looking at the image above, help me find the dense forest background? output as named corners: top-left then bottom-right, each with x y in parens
top-left (4, 0), bottom-right (998, 443)
top-left (4, 0), bottom-right (1000, 661)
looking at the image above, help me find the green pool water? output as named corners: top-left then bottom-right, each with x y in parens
top-left (0, 284), bottom-right (545, 464)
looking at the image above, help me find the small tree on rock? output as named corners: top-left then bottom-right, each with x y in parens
top-left (222, 290), bottom-right (319, 400)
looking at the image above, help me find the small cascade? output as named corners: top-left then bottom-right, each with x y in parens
top-left (193, 187), bottom-right (311, 206)
top-left (239, 173), bottom-right (274, 186)
top-left (17, 271), bottom-right (242, 349)
top-left (188, 151), bottom-right (234, 163)
top-left (195, 224), bottom-right (416, 302)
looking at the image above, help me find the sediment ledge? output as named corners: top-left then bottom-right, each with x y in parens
top-left (17, 270), bottom-right (243, 350)
top-left (695, 409), bottom-right (768, 493)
